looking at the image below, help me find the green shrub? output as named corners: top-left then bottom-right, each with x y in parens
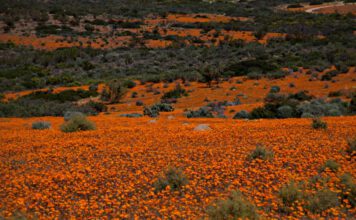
top-left (153, 167), bottom-right (188, 192)
top-left (105, 80), bottom-right (127, 104)
top-left (60, 115), bottom-right (96, 133)
top-left (340, 173), bottom-right (356, 208)
top-left (143, 103), bottom-right (174, 118)
top-left (346, 137), bottom-right (356, 157)
top-left (185, 107), bottom-right (214, 118)
top-left (87, 101), bottom-right (107, 113)
top-left (233, 110), bottom-right (249, 119)
top-left (279, 182), bottom-right (302, 206)
top-left (312, 118), bottom-right (327, 129)
top-left (277, 105), bottom-right (294, 118)
top-left (249, 107), bottom-right (275, 119)
top-left (144, 105), bottom-right (159, 118)
top-left (24, 89), bottom-right (98, 103)
top-left (0, 98), bottom-right (102, 118)
top-left (270, 86), bottom-right (280, 93)
top-left (319, 160), bottom-right (340, 172)
top-left (206, 190), bottom-right (259, 220)
top-left (136, 100), bottom-right (144, 106)
top-left (301, 112), bottom-right (314, 118)
top-left (287, 4), bottom-right (303, 8)
top-left (123, 80), bottom-right (136, 88)
top-left (161, 83), bottom-right (187, 100)
top-left (32, 121), bottom-right (51, 130)
top-left (306, 189), bottom-right (339, 213)
top-left (64, 111), bottom-right (85, 121)
top-left (248, 145), bottom-right (274, 161)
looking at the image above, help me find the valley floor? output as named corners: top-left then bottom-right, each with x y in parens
top-left (0, 115), bottom-right (355, 219)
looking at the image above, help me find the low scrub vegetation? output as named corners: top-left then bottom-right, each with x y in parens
top-left (143, 103), bottom-right (174, 117)
top-left (206, 190), bottom-right (259, 220)
top-left (312, 118), bottom-right (327, 130)
top-left (305, 189), bottom-right (339, 214)
top-left (248, 145), bottom-right (274, 161)
top-left (153, 167), bottom-right (188, 192)
top-left (32, 121), bottom-right (51, 130)
top-left (60, 115), bottom-right (96, 132)
top-left (319, 159), bottom-right (340, 172)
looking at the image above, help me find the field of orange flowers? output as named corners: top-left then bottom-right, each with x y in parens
top-left (0, 114), bottom-right (355, 219)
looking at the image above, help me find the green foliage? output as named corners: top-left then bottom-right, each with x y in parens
top-left (233, 110), bottom-right (249, 119)
top-left (185, 107), bottom-right (214, 118)
top-left (24, 89), bottom-right (98, 103)
top-left (277, 105), bottom-right (294, 118)
top-left (60, 115), bottom-right (96, 133)
top-left (312, 118), bottom-right (327, 130)
top-left (0, 98), bottom-right (103, 117)
top-left (206, 190), bottom-right (259, 220)
top-left (153, 167), bottom-right (188, 192)
top-left (270, 86), bottom-right (280, 93)
top-left (161, 83), bottom-right (187, 100)
top-left (340, 173), bottom-right (356, 208)
top-left (306, 189), bottom-right (339, 214)
top-left (143, 103), bottom-right (174, 118)
top-left (346, 137), bottom-right (356, 157)
top-left (349, 94), bottom-right (356, 114)
top-left (64, 111), bottom-right (85, 121)
top-left (123, 80), bottom-right (137, 89)
top-left (32, 121), bottom-right (51, 130)
top-left (319, 160), bottom-right (340, 172)
top-left (279, 182), bottom-right (302, 206)
top-left (248, 145), bottom-right (274, 161)
top-left (105, 80), bottom-right (127, 104)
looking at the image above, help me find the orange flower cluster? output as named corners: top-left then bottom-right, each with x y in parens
top-left (0, 115), bottom-right (355, 219)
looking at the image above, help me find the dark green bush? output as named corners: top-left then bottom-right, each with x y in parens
top-left (279, 181), bottom-right (302, 206)
top-left (346, 137), bottom-right (356, 157)
top-left (143, 103), bottom-right (174, 117)
top-left (24, 89), bottom-right (98, 103)
top-left (340, 173), bottom-right (356, 208)
top-left (270, 86), bottom-right (280, 93)
top-left (0, 98), bottom-right (102, 118)
top-left (123, 80), bottom-right (137, 89)
top-left (206, 190), bottom-right (259, 220)
top-left (60, 115), bottom-right (96, 132)
top-left (32, 121), bottom-right (51, 130)
top-left (161, 83), bottom-right (187, 100)
top-left (306, 189), bottom-right (339, 214)
top-left (312, 118), bottom-right (327, 130)
top-left (233, 110), bottom-right (249, 119)
top-left (185, 107), bottom-right (214, 118)
top-left (64, 111), bottom-right (85, 121)
top-left (153, 167), bottom-right (188, 192)
top-left (319, 160), bottom-right (340, 172)
top-left (248, 145), bottom-right (274, 161)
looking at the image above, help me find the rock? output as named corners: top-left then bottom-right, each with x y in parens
top-left (148, 119), bottom-right (157, 124)
top-left (167, 115), bottom-right (175, 120)
top-left (193, 124), bottom-right (211, 131)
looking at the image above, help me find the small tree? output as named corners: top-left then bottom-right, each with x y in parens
top-left (200, 64), bottom-right (222, 88)
top-left (104, 80), bottom-right (127, 104)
